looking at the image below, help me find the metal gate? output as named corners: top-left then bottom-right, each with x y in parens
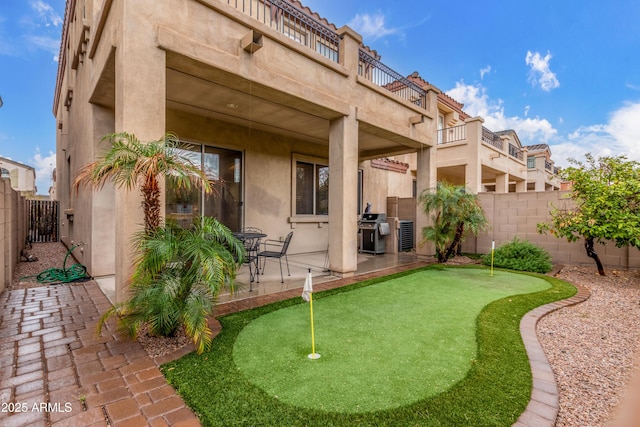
top-left (27, 200), bottom-right (59, 243)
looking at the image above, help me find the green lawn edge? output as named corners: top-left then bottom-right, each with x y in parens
top-left (161, 265), bottom-right (577, 427)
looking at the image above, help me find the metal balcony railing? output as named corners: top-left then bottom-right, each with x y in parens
top-left (481, 127), bottom-right (503, 150)
top-left (437, 124), bottom-right (466, 144)
top-left (224, 0), bottom-right (340, 62)
top-left (358, 49), bottom-right (427, 109)
top-left (509, 143), bottom-right (523, 161)
top-left (545, 160), bottom-right (553, 171)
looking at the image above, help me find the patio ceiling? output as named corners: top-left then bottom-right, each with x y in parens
top-left (164, 53), bottom-right (421, 160)
top-left (89, 51), bottom-right (422, 160)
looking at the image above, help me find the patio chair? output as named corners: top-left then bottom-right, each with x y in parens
top-left (258, 231), bottom-right (293, 283)
top-left (240, 227), bottom-right (264, 289)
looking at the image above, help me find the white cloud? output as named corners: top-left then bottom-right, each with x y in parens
top-left (524, 105), bottom-right (530, 117)
top-left (479, 65), bottom-right (491, 80)
top-left (348, 12), bottom-right (398, 41)
top-left (32, 149), bottom-right (56, 194)
top-left (551, 102), bottom-right (640, 167)
top-left (446, 81), bottom-right (557, 143)
top-left (30, 1), bottom-right (63, 27)
top-left (525, 51), bottom-right (560, 91)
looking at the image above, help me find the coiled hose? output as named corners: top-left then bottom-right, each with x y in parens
top-left (21, 243), bottom-right (89, 284)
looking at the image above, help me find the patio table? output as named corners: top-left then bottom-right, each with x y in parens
top-left (232, 231), bottom-right (267, 289)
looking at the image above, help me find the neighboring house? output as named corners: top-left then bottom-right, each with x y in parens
top-left (406, 72), bottom-right (533, 193)
top-left (0, 156), bottom-right (37, 197)
top-left (53, 0), bottom-right (437, 302)
top-left (525, 144), bottom-right (560, 191)
top-left (49, 168), bottom-right (57, 201)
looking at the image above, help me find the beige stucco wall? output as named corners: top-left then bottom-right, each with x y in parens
top-left (55, 0), bottom-right (436, 300)
top-left (466, 191), bottom-right (640, 269)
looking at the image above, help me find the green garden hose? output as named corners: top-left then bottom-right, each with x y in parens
top-left (21, 243), bottom-right (89, 285)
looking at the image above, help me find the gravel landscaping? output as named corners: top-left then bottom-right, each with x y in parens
top-left (7, 242), bottom-right (640, 425)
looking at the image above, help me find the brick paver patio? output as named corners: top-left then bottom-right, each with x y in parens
top-left (0, 282), bottom-right (200, 427)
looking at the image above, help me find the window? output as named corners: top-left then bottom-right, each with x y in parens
top-left (527, 156), bottom-right (536, 169)
top-left (166, 143), bottom-right (243, 231)
top-left (295, 160), bottom-right (328, 215)
top-left (437, 114), bottom-right (444, 144)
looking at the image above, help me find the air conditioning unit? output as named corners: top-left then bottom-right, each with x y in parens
top-left (398, 220), bottom-right (414, 252)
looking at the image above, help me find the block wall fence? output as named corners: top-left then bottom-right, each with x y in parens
top-left (462, 191), bottom-right (640, 270)
top-left (0, 179), bottom-right (27, 294)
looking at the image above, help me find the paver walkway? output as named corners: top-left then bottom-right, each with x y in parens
top-left (0, 261), bottom-right (588, 427)
top-left (0, 282), bottom-right (200, 427)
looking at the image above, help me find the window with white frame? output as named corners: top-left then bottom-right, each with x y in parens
top-left (294, 157), bottom-right (328, 215)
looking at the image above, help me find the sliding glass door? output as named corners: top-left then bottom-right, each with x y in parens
top-left (166, 144), bottom-right (243, 231)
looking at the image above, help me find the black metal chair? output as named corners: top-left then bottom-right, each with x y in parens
top-left (258, 231), bottom-right (293, 283)
top-left (240, 227), bottom-right (264, 289)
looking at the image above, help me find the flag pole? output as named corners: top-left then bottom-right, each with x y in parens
top-left (490, 240), bottom-right (495, 276)
top-left (304, 268), bottom-right (320, 359)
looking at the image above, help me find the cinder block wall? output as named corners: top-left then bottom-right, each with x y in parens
top-left (463, 191), bottom-right (640, 270)
top-left (0, 179), bottom-right (27, 293)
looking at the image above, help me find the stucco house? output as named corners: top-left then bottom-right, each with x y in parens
top-left (525, 143), bottom-right (560, 191)
top-left (54, 0), bottom-right (439, 302)
top-left (0, 156), bottom-right (37, 197)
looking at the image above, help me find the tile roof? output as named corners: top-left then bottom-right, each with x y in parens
top-left (525, 144), bottom-right (550, 153)
top-left (406, 72), bottom-right (470, 120)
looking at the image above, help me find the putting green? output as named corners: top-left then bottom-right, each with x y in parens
top-left (233, 268), bottom-right (549, 413)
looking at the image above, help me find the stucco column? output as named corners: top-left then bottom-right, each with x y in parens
top-left (495, 173), bottom-right (509, 193)
top-left (336, 26), bottom-right (363, 72)
top-left (464, 117), bottom-right (484, 192)
top-left (535, 156), bottom-right (546, 191)
top-left (328, 108), bottom-right (359, 276)
top-left (515, 180), bottom-right (527, 192)
top-left (415, 146), bottom-right (436, 257)
top-left (113, 10), bottom-right (166, 303)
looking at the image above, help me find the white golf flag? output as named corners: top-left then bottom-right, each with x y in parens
top-left (302, 270), bottom-right (313, 302)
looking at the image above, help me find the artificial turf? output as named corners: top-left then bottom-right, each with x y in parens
top-left (162, 265), bottom-right (577, 426)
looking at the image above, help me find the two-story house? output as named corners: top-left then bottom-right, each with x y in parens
top-left (53, 0), bottom-right (437, 301)
top-left (525, 144), bottom-right (560, 191)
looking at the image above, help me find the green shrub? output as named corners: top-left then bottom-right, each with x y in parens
top-left (483, 238), bottom-right (553, 273)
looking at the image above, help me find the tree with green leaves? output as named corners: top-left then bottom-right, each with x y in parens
top-left (537, 154), bottom-right (640, 276)
top-left (419, 181), bottom-right (489, 263)
top-left (73, 132), bottom-right (212, 233)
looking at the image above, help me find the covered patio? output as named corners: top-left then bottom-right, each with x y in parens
top-left (219, 250), bottom-right (426, 303)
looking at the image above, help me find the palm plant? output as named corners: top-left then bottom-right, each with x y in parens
top-left (73, 132), bottom-right (212, 233)
top-left (98, 217), bottom-right (245, 354)
top-left (76, 132), bottom-right (244, 353)
top-left (419, 181), bottom-right (488, 263)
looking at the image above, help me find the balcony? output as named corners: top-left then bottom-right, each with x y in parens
top-left (223, 0), bottom-right (340, 62)
top-left (225, 0), bottom-right (428, 111)
top-left (481, 127), bottom-right (504, 151)
top-left (509, 143), bottom-right (523, 161)
top-left (437, 124), bottom-right (466, 144)
top-left (358, 49), bottom-right (427, 110)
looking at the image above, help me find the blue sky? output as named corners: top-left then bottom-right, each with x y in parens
top-left (1, 1), bottom-right (639, 194)
top-left (0, 0), bottom-right (64, 194)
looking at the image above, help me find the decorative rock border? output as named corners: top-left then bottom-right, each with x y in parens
top-left (513, 281), bottom-right (591, 427)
